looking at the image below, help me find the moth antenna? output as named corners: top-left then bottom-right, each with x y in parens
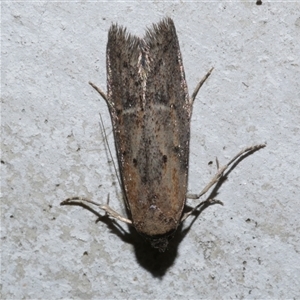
top-left (98, 113), bottom-right (122, 190)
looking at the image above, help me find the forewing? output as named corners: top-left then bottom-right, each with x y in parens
top-left (106, 18), bottom-right (191, 236)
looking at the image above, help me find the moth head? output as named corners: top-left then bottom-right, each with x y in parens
top-left (145, 230), bottom-right (176, 252)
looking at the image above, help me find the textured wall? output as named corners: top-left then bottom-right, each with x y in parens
top-left (2, 2), bottom-right (300, 299)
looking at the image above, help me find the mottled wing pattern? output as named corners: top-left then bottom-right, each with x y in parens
top-left (106, 18), bottom-right (191, 237)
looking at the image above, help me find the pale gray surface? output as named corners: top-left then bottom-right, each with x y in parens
top-left (1, 2), bottom-right (300, 299)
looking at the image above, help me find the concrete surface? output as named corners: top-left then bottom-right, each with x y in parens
top-left (1, 1), bottom-right (300, 299)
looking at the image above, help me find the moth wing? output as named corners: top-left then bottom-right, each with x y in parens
top-left (106, 18), bottom-right (191, 237)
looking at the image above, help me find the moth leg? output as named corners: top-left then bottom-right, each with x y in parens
top-left (89, 81), bottom-right (107, 101)
top-left (181, 198), bottom-right (223, 222)
top-left (61, 196), bottom-right (132, 225)
top-left (89, 81), bottom-right (116, 110)
top-left (182, 144), bottom-right (266, 221)
top-left (190, 67), bottom-right (214, 103)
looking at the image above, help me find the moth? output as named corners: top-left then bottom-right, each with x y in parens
top-left (62, 18), bottom-right (265, 252)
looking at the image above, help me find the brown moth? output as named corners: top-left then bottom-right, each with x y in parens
top-left (106, 18), bottom-right (192, 250)
top-left (62, 18), bottom-right (265, 252)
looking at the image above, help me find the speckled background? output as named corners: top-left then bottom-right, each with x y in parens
top-left (2, 2), bottom-right (300, 299)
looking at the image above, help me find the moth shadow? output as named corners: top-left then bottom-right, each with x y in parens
top-left (61, 149), bottom-right (258, 276)
top-left (129, 197), bottom-right (220, 277)
top-left (180, 147), bottom-right (261, 240)
top-left (61, 200), bottom-right (175, 275)
top-left (60, 200), bottom-right (134, 244)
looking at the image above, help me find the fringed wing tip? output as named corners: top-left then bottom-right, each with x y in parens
top-left (108, 18), bottom-right (176, 48)
top-left (108, 22), bottom-right (140, 50)
top-left (143, 17), bottom-right (176, 47)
